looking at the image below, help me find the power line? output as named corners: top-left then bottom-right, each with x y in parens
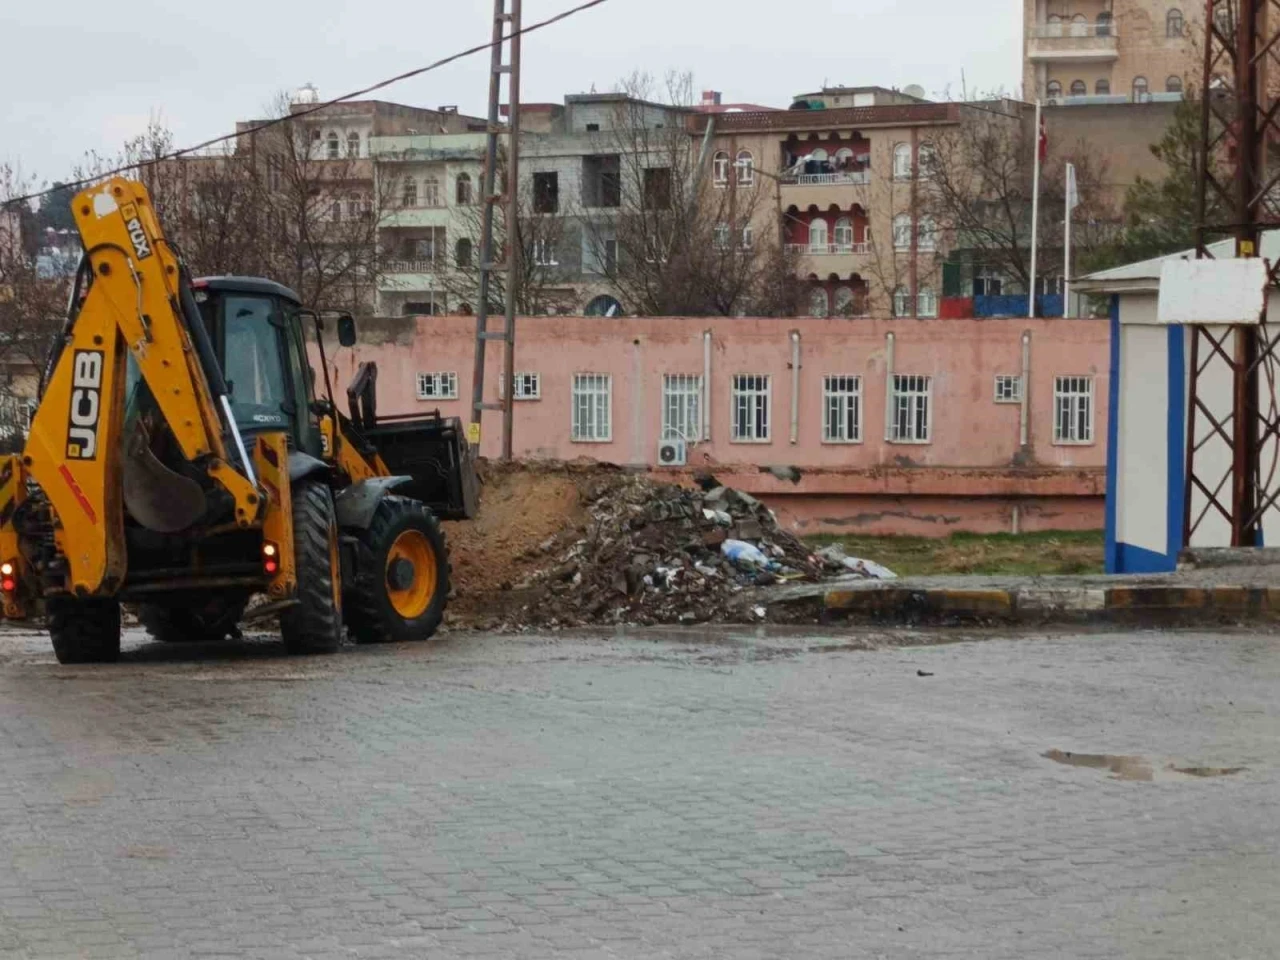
top-left (2, 0), bottom-right (611, 210)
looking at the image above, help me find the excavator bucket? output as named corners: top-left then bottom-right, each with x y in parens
top-left (122, 418), bottom-right (207, 533)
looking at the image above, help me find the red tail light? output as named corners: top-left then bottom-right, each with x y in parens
top-left (262, 542), bottom-right (279, 576)
top-left (1, 562), bottom-right (16, 593)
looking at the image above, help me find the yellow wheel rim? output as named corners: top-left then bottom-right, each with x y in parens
top-left (385, 530), bottom-right (437, 620)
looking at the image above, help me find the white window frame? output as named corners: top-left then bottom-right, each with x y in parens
top-left (994, 374), bottom-right (1023, 404)
top-left (808, 217), bottom-right (829, 251)
top-left (823, 375), bottom-right (863, 444)
top-left (713, 151), bottom-right (730, 186)
top-left (533, 238), bottom-right (558, 266)
top-left (1053, 375), bottom-right (1094, 445)
top-left (890, 374), bottom-right (932, 444)
top-left (713, 223), bottom-right (731, 251)
top-left (741, 225), bottom-right (754, 250)
top-left (325, 131), bottom-right (340, 160)
top-left (423, 176), bottom-right (441, 207)
top-left (514, 372), bottom-right (541, 400)
top-left (892, 214), bottom-right (912, 252)
top-left (918, 142), bottom-right (937, 179)
top-left (416, 371), bottom-right (459, 401)
top-left (892, 286), bottom-right (910, 317)
top-left (402, 178), bottom-right (418, 208)
top-left (917, 286), bottom-right (938, 318)
top-left (662, 374), bottom-right (703, 442)
top-left (833, 217), bottom-right (854, 249)
top-left (731, 374), bottom-right (772, 443)
top-left (917, 216), bottom-right (938, 252)
top-left (571, 373), bottom-right (613, 442)
top-left (346, 131), bottom-right (361, 159)
top-left (736, 150), bottom-right (754, 186)
top-left (892, 143), bottom-right (913, 180)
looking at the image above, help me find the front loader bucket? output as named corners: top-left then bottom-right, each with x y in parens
top-left (122, 419), bottom-right (207, 533)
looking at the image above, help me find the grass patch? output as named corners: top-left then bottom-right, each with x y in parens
top-left (803, 529), bottom-right (1105, 577)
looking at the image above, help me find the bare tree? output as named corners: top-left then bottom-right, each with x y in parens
top-left (920, 101), bottom-right (1115, 295)
top-left (858, 165), bottom-right (943, 317)
top-left (0, 165), bottom-right (68, 407)
top-left (433, 159), bottom-right (579, 316)
top-left (580, 71), bottom-right (801, 317)
top-left (72, 102), bottom-right (395, 315)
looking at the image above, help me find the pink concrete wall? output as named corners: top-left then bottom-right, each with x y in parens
top-left (317, 315), bottom-right (1109, 536)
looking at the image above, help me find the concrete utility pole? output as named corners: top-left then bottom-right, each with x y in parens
top-left (469, 0), bottom-right (522, 461)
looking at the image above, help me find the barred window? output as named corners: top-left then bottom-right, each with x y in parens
top-left (732, 374), bottom-right (771, 442)
top-left (572, 373), bottom-right (612, 442)
top-left (514, 372), bottom-right (541, 400)
top-left (662, 374), bottom-right (703, 442)
top-left (891, 374), bottom-right (932, 443)
top-left (1054, 375), bottom-right (1094, 444)
top-left (416, 371), bottom-right (458, 400)
top-left (994, 375), bottom-right (1023, 404)
top-left (823, 375), bottom-right (862, 443)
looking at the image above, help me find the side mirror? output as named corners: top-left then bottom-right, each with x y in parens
top-left (337, 313), bottom-right (357, 348)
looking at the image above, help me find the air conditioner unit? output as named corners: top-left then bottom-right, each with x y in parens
top-left (658, 438), bottom-right (687, 467)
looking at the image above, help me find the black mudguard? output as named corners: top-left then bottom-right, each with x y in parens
top-left (334, 476), bottom-right (414, 531)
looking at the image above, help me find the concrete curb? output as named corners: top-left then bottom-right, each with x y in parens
top-left (823, 584), bottom-right (1280, 624)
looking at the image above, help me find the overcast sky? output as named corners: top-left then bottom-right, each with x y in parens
top-left (1, 0), bottom-right (1023, 191)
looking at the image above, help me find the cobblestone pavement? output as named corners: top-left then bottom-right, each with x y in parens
top-left (1, 624), bottom-right (1278, 959)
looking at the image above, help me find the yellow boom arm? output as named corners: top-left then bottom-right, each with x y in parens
top-left (23, 177), bottom-right (260, 597)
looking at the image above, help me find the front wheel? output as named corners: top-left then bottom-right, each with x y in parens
top-left (280, 480), bottom-right (344, 655)
top-left (346, 497), bottom-right (450, 645)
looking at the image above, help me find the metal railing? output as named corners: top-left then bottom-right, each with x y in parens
top-left (382, 259), bottom-right (439, 273)
top-left (781, 171), bottom-right (871, 187)
top-left (786, 242), bottom-right (870, 256)
top-left (1029, 23), bottom-right (1117, 39)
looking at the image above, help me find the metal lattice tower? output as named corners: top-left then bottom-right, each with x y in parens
top-left (1187, 0), bottom-right (1280, 545)
top-left (469, 0), bottom-right (522, 460)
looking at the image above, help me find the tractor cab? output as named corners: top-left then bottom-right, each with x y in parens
top-left (190, 277), bottom-right (323, 460)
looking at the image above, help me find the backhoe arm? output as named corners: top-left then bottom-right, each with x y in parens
top-left (22, 177), bottom-right (260, 597)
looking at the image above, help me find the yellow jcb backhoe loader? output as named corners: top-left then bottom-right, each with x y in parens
top-left (0, 176), bottom-right (476, 663)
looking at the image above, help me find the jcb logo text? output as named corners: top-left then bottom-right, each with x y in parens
top-left (66, 350), bottom-right (103, 460)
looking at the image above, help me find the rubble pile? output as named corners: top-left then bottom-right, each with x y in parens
top-left (503, 472), bottom-right (842, 627)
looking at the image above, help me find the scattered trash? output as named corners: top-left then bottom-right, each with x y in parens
top-left (815, 544), bottom-right (898, 580)
top-left (722, 539), bottom-right (772, 572)
top-left (445, 459), bottom-right (896, 629)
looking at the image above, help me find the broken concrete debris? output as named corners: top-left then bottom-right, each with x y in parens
top-left (485, 467), bottom-right (895, 628)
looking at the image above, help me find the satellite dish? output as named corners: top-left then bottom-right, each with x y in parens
top-left (904, 84), bottom-right (927, 100)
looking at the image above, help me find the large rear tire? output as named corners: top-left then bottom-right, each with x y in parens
top-left (346, 497), bottom-right (450, 645)
top-left (48, 598), bottom-right (122, 664)
top-left (280, 480), bottom-right (344, 656)
top-left (139, 597), bottom-right (246, 644)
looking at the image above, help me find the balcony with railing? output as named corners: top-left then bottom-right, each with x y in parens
top-left (780, 170), bottom-right (871, 187)
top-left (1027, 21), bottom-right (1119, 61)
top-left (786, 242), bottom-right (870, 256)
top-left (378, 259), bottom-right (442, 291)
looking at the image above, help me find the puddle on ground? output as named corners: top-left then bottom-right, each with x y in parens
top-left (1043, 749), bottom-right (1246, 782)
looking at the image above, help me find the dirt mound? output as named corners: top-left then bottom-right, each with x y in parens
top-left (443, 459), bottom-right (842, 629)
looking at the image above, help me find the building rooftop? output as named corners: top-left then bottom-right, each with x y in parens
top-left (1075, 233), bottom-right (1280, 293)
top-left (688, 101), bottom-right (961, 134)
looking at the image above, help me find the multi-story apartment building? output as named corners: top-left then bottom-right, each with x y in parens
top-left (691, 87), bottom-right (974, 318)
top-left (372, 132), bottom-right (491, 317)
top-left (372, 92), bottom-right (691, 318)
top-left (1022, 1), bottom-right (1199, 103)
